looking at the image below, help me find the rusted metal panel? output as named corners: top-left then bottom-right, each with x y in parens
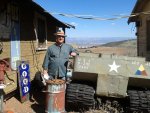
top-left (45, 79), bottom-right (66, 113)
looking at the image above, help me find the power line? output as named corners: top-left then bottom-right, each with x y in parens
top-left (44, 10), bottom-right (150, 21)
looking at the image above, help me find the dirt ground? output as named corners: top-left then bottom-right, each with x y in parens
top-left (4, 90), bottom-right (45, 113)
top-left (3, 91), bottom-right (104, 113)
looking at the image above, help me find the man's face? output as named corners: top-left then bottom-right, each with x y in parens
top-left (56, 35), bottom-right (65, 44)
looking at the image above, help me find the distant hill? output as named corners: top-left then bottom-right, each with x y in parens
top-left (100, 39), bottom-right (137, 48)
top-left (67, 37), bottom-right (136, 48)
top-left (77, 39), bottom-right (137, 56)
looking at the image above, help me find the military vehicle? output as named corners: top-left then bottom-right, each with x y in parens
top-left (66, 52), bottom-right (150, 113)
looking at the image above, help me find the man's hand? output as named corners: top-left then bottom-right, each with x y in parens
top-left (70, 52), bottom-right (77, 56)
top-left (43, 70), bottom-right (48, 75)
top-left (43, 70), bottom-right (49, 80)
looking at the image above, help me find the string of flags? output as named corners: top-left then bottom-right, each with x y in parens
top-left (44, 10), bottom-right (150, 21)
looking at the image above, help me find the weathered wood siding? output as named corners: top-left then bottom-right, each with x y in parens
top-left (20, 2), bottom-right (35, 41)
top-left (137, 15), bottom-right (147, 56)
top-left (137, 1), bottom-right (150, 60)
top-left (47, 22), bottom-right (56, 42)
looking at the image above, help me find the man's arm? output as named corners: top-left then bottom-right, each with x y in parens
top-left (70, 45), bottom-right (78, 56)
top-left (42, 49), bottom-right (50, 76)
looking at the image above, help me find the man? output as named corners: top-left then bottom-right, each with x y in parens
top-left (42, 30), bottom-right (77, 80)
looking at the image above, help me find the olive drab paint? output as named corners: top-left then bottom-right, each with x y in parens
top-left (72, 53), bottom-right (150, 97)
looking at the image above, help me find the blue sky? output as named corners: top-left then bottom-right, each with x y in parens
top-left (34, 0), bottom-right (137, 39)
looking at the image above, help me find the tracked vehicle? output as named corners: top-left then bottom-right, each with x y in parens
top-left (66, 53), bottom-right (150, 112)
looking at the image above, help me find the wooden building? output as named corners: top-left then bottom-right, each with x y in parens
top-left (0, 0), bottom-right (74, 94)
top-left (128, 0), bottom-right (150, 60)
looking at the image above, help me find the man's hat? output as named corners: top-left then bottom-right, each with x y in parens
top-left (54, 30), bottom-right (67, 37)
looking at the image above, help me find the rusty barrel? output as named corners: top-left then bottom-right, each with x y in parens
top-left (45, 79), bottom-right (66, 113)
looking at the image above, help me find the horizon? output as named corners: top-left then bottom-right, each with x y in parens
top-left (66, 36), bottom-right (136, 47)
top-left (66, 36), bottom-right (136, 39)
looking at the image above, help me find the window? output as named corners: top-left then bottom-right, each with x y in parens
top-left (34, 12), bottom-right (47, 50)
top-left (37, 18), bottom-right (46, 49)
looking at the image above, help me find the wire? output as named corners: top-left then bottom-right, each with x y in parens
top-left (44, 10), bottom-right (150, 21)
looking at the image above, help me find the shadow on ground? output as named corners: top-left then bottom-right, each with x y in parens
top-left (30, 87), bottom-right (46, 113)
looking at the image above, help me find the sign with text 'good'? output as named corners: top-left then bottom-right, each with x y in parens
top-left (17, 61), bottom-right (30, 103)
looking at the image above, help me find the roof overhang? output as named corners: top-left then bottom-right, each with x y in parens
top-left (30, 0), bottom-right (75, 29)
top-left (128, 0), bottom-right (148, 24)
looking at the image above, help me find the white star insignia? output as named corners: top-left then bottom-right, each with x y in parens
top-left (108, 61), bottom-right (120, 73)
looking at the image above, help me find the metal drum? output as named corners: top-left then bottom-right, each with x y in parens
top-left (45, 79), bottom-right (66, 113)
